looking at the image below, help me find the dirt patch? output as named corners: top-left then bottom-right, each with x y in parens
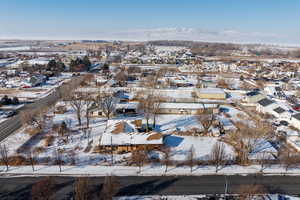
top-left (111, 122), bottom-right (125, 134)
top-left (147, 132), bottom-right (162, 141)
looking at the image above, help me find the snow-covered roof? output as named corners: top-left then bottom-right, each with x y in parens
top-left (115, 102), bottom-right (139, 110)
top-left (160, 103), bottom-right (218, 110)
top-left (100, 120), bottom-right (163, 146)
top-left (198, 87), bottom-right (225, 94)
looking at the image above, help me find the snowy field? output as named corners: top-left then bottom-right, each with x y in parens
top-left (164, 136), bottom-right (234, 161)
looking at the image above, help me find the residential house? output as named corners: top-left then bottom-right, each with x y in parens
top-left (99, 120), bottom-right (163, 153)
top-left (90, 102), bottom-right (138, 118)
top-left (244, 91), bottom-right (265, 103)
top-left (195, 88), bottom-right (226, 100)
top-left (256, 98), bottom-right (276, 114)
top-left (201, 80), bottom-right (217, 88)
top-left (28, 74), bottom-right (47, 87)
top-left (158, 103), bottom-right (218, 115)
top-left (272, 106), bottom-right (290, 119)
top-left (257, 98), bottom-right (291, 120)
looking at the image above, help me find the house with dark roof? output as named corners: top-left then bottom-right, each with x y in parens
top-left (257, 98), bottom-right (274, 107)
top-left (272, 106), bottom-right (290, 119)
top-left (257, 98), bottom-right (291, 119)
top-left (244, 91), bottom-right (264, 103)
top-left (256, 98), bottom-right (275, 113)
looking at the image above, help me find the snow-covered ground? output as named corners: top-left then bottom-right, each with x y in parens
top-left (0, 102), bottom-right (260, 166)
top-left (0, 73), bottom-right (71, 100)
top-left (2, 164), bottom-right (300, 176)
top-left (164, 136), bottom-right (234, 161)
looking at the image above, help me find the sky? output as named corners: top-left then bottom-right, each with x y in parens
top-left (0, 0), bottom-right (300, 45)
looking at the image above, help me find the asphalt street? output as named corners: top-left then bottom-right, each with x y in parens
top-left (0, 175), bottom-right (299, 199)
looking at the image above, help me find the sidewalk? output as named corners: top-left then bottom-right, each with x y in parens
top-left (1, 164), bottom-right (300, 177)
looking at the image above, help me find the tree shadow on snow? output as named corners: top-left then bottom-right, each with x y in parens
top-left (116, 178), bottom-right (178, 196)
top-left (164, 135), bottom-right (184, 147)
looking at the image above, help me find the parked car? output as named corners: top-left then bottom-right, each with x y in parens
top-left (293, 106), bottom-right (300, 111)
top-left (272, 122), bottom-right (280, 127)
top-left (219, 107), bottom-right (229, 113)
top-left (279, 120), bottom-right (289, 126)
top-left (4, 110), bottom-right (17, 118)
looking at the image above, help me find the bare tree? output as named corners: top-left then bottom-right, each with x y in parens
top-left (101, 96), bottom-right (116, 127)
top-left (59, 76), bottom-right (84, 100)
top-left (163, 147), bottom-right (172, 173)
top-left (31, 177), bottom-right (54, 200)
top-left (210, 141), bottom-right (228, 173)
top-left (20, 110), bottom-right (35, 126)
top-left (186, 145), bottom-right (196, 173)
top-left (20, 106), bottom-right (48, 130)
top-left (237, 184), bottom-right (266, 200)
top-left (54, 148), bottom-right (63, 172)
top-left (32, 107), bottom-right (48, 131)
top-left (151, 96), bottom-right (162, 129)
top-left (101, 175), bottom-right (120, 200)
top-left (217, 79), bottom-right (229, 89)
top-left (231, 122), bottom-right (273, 165)
top-left (104, 46), bottom-right (113, 61)
top-left (115, 69), bottom-right (128, 86)
top-left (0, 144), bottom-right (9, 171)
top-left (138, 90), bottom-right (159, 132)
top-left (70, 93), bottom-right (85, 126)
top-left (74, 177), bottom-right (91, 200)
top-left (280, 149), bottom-right (300, 171)
top-left (27, 150), bottom-right (36, 172)
top-left (138, 97), bottom-right (152, 132)
top-left (83, 97), bottom-right (94, 128)
top-left (131, 148), bottom-right (148, 173)
top-left (258, 152), bottom-right (272, 173)
top-left (142, 72), bottom-right (161, 89)
top-left (197, 105), bottom-right (214, 135)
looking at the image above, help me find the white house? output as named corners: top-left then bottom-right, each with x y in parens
top-left (271, 106), bottom-right (291, 120)
top-left (256, 98), bottom-right (276, 114)
top-left (158, 103), bottom-right (218, 115)
top-left (256, 98), bottom-right (291, 120)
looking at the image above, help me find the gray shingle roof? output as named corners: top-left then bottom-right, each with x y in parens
top-left (273, 107), bottom-right (285, 114)
top-left (292, 113), bottom-right (300, 121)
top-left (257, 98), bottom-right (274, 107)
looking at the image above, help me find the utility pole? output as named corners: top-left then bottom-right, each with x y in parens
top-left (111, 136), bottom-right (113, 165)
top-left (224, 175), bottom-right (228, 198)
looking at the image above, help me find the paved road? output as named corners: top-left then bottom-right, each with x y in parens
top-left (0, 175), bottom-right (299, 199)
top-left (0, 76), bottom-right (83, 142)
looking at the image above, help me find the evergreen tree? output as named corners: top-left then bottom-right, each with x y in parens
top-left (11, 97), bottom-right (19, 105)
top-left (83, 56), bottom-right (91, 67)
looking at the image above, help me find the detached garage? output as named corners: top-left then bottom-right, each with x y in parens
top-left (195, 88), bottom-right (226, 100)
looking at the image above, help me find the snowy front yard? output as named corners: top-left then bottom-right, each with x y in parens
top-left (164, 136), bottom-right (234, 161)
